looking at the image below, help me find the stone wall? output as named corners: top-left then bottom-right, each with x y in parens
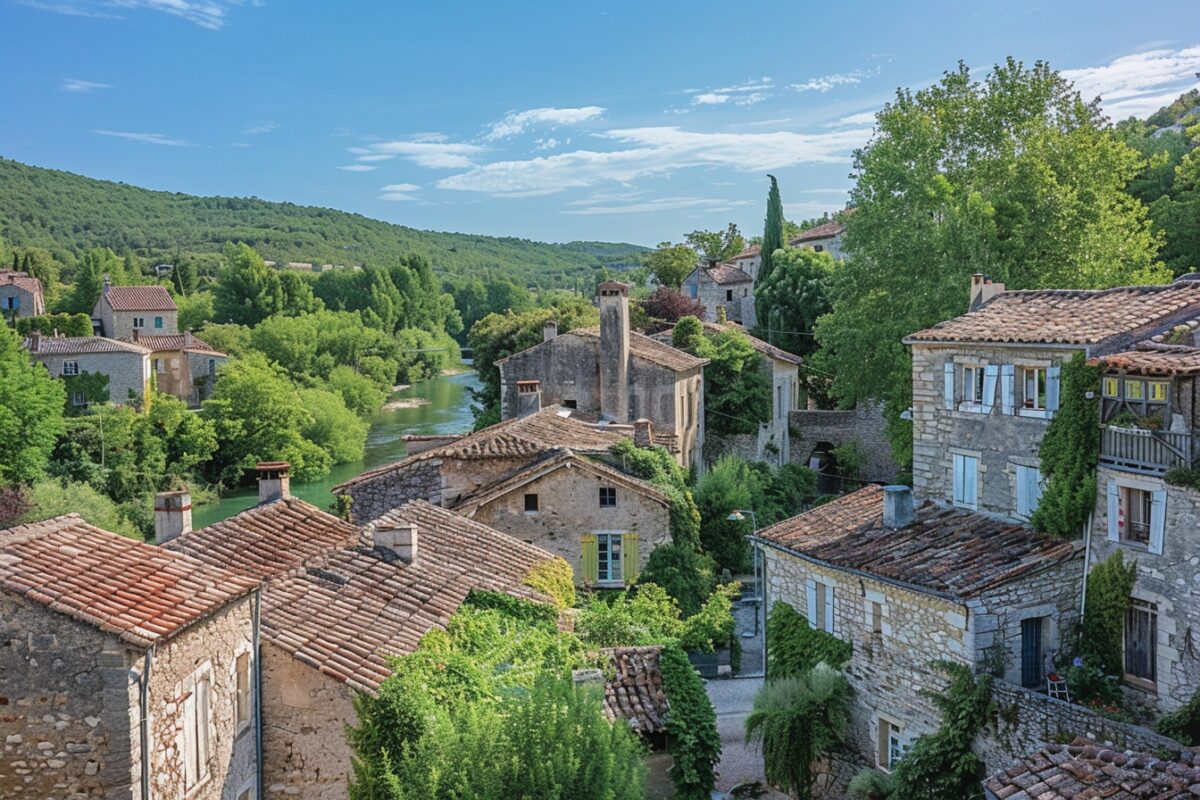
top-left (33, 350), bottom-right (150, 405)
top-left (260, 643), bottom-right (357, 800)
top-left (789, 400), bottom-right (898, 483)
top-left (186, 351), bottom-right (226, 405)
top-left (0, 284), bottom-right (41, 317)
top-left (499, 333), bottom-right (602, 421)
top-left (103, 308), bottom-right (179, 340)
top-left (344, 459), bottom-right (444, 523)
top-left (1089, 465), bottom-right (1200, 712)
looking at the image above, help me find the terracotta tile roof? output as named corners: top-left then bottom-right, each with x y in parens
top-left (120, 334), bottom-right (226, 356)
top-left (732, 245), bottom-right (760, 259)
top-left (334, 406), bottom-right (629, 490)
top-left (0, 270), bottom-right (43, 295)
top-left (905, 282), bottom-right (1200, 346)
top-left (261, 501), bottom-right (556, 693)
top-left (25, 335), bottom-right (151, 355)
top-left (568, 327), bottom-right (710, 372)
top-left (101, 285), bottom-right (177, 312)
top-left (0, 515), bottom-right (256, 648)
top-left (694, 262), bottom-right (753, 285)
top-left (754, 486), bottom-right (1077, 599)
top-left (1092, 345), bottom-right (1200, 377)
top-left (791, 220), bottom-right (846, 244)
top-left (600, 646), bottom-right (669, 734)
top-left (653, 321), bottom-right (802, 366)
top-left (452, 449), bottom-right (668, 516)
top-left (166, 497), bottom-right (361, 582)
top-left (983, 740), bottom-right (1200, 799)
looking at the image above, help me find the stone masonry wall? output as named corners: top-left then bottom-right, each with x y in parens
top-left (345, 459), bottom-right (444, 524)
top-left (499, 333), bottom-right (601, 422)
top-left (104, 309), bottom-right (179, 340)
top-left (0, 595), bottom-right (138, 800)
top-left (789, 400), bottom-right (898, 483)
top-left (34, 350), bottom-right (150, 405)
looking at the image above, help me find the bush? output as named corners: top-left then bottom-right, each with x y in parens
top-left (637, 543), bottom-right (716, 616)
top-left (848, 768), bottom-right (896, 799)
top-left (14, 312), bottom-right (92, 337)
top-left (678, 583), bottom-right (738, 653)
top-left (766, 601), bottom-right (852, 678)
top-left (694, 456), bottom-right (757, 573)
top-left (575, 582), bottom-right (737, 655)
top-left (660, 644), bottom-right (721, 800)
top-left (1158, 688), bottom-right (1200, 745)
top-left (523, 557), bottom-right (576, 609)
top-left (20, 479), bottom-right (141, 539)
top-left (608, 439), bottom-right (701, 550)
top-left (1079, 551), bottom-right (1137, 677)
top-left (1065, 654), bottom-right (1123, 706)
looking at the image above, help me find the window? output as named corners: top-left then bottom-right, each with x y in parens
top-left (599, 487), bottom-right (617, 508)
top-left (1107, 481), bottom-right (1165, 554)
top-left (877, 719), bottom-right (906, 770)
top-left (1103, 377), bottom-right (1120, 398)
top-left (870, 601), bottom-right (883, 635)
top-left (524, 493), bottom-right (539, 513)
top-left (181, 667), bottom-right (212, 790)
top-left (962, 365), bottom-right (985, 404)
top-left (207, 358), bottom-right (216, 376)
top-left (1148, 381), bottom-right (1168, 403)
top-left (1119, 486), bottom-right (1153, 546)
top-left (597, 532), bottom-right (623, 583)
top-left (153, 358), bottom-right (165, 373)
top-left (1023, 367), bottom-right (1047, 410)
top-left (235, 652), bottom-right (251, 732)
top-left (61, 361), bottom-right (79, 376)
top-left (725, 289), bottom-right (733, 301)
top-left (807, 580), bottom-right (835, 633)
top-left (4, 297), bottom-right (14, 309)
top-left (814, 244), bottom-right (825, 253)
top-left (952, 453), bottom-right (978, 509)
top-left (1125, 380), bottom-right (1144, 401)
top-left (563, 399), bottom-right (577, 409)
top-left (1015, 465), bottom-right (1043, 519)
top-left (1020, 617), bottom-right (1046, 689)
top-left (1124, 599), bottom-right (1157, 688)
top-left (71, 391), bottom-right (87, 407)
top-left (133, 316), bottom-right (145, 329)
top-left (154, 316), bottom-right (164, 329)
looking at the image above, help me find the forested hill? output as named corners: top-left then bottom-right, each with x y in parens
top-left (0, 158), bottom-right (647, 286)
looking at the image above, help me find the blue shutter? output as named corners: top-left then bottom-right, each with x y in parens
top-left (1046, 366), bottom-right (1061, 415)
top-left (1149, 490), bottom-right (1166, 555)
top-left (964, 456), bottom-right (978, 507)
top-left (1016, 467), bottom-right (1031, 517)
top-left (944, 363), bottom-right (955, 410)
top-left (805, 579), bottom-right (818, 629)
top-left (982, 365), bottom-right (998, 414)
top-left (1107, 481), bottom-right (1120, 542)
top-left (1000, 365), bottom-right (1015, 415)
top-left (953, 454), bottom-right (965, 504)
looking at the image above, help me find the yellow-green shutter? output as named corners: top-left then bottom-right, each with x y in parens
top-left (581, 534), bottom-right (598, 584)
top-left (622, 532), bottom-right (639, 585)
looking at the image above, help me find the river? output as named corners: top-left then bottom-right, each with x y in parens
top-left (192, 371), bottom-right (481, 528)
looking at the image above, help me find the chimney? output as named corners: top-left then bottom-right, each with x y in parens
top-left (597, 281), bottom-right (631, 422)
top-left (969, 273), bottom-right (1005, 311)
top-left (256, 461), bottom-right (291, 503)
top-left (543, 320), bottom-right (558, 342)
top-left (28, 329), bottom-right (41, 353)
top-left (517, 380), bottom-right (542, 417)
top-left (153, 489), bottom-right (192, 544)
top-left (633, 418), bottom-right (654, 449)
top-left (183, 330), bottom-right (194, 348)
top-left (882, 485), bottom-right (915, 529)
top-left (131, 328), bottom-right (139, 342)
top-left (374, 521), bottom-right (417, 563)
top-left (102, 274), bottom-right (112, 293)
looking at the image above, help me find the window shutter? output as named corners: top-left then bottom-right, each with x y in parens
top-left (1030, 468), bottom-right (1044, 515)
top-left (943, 363), bottom-right (955, 410)
top-left (622, 532), bottom-right (640, 584)
top-left (182, 677), bottom-right (197, 788)
top-left (963, 457), bottom-right (978, 507)
top-left (197, 676), bottom-right (211, 778)
top-left (1046, 366), bottom-right (1061, 415)
top-left (982, 365), bottom-right (998, 413)
top-left (825, 585), bottom-right (835, 634)
top-left (1016, 467), bottom-right (1030, 517)
top-left (1149, 490), bottom-right (1166, 555)
top-left (953, 454), bottom-right (964, 503)
top-left (580, 534), bottom-right (598, 583)
top-left (1000, 365), bottom-right (1015, 414)
top-left (1106, 481), bottom-right (1120, 542)
top-left (805, 579), bottom-right (818, 629)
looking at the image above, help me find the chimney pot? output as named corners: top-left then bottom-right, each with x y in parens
top-left (256, 461), bottom-right (291, 503)
top-left (373, 521), bottom-right (417, 563)
top-left (882, 485), bottom-right (915, 529)
top-left (633, 418), bottom-right (654, 449)
top-left (543, 320), bottom-right (558, 342)
top-left (154, 489), bottom-right (192, 544)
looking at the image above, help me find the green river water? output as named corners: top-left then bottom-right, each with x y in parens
top-left (191, 371), bottom-right (481, 528)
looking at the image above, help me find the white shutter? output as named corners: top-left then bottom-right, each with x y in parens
top-left (1046, 366), bottom-right (1061, 415)
top-left (944, 362), bottom-right (955, 410)
top-left (1031, 469), bottom-right (1044, 515)
top-left (825, 585), bottom-right (835, 634)
top-left (982, 365), bottom-right (998, 413)
top-left (1149, 489), bottom-right (1167, 555)
top-left (1016, 467), bottom-right (1031, 517)
top-left (1000, 365), bottom-right (1015, 415)
top-left (963, 456), bottom-right (978, 507)
top-left (183, 677), bottom-right (198, 788)
top-left (197, 675), bottom-right (211, 779)
top-left (805, 579), bottom-right (818, 629)
top-left (1107, 481), bottom-right (1120, 542)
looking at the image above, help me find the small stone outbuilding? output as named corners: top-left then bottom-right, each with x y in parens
top-left (93, 279), bottom-right (178, 339)
top-left (680, 261), bottom-right (756, 327)
top-left (0, 269), bottom-right (45, 318)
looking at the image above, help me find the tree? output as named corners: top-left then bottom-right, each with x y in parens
top-left (643, 242), bottom-right (698, 288)
top-left (685, 223), bottom-right (745, 262)
top-left (640, 286), bottom-right (706, 323)
top-left (213, 243), bottom-right (286, 325)
top-left (297, 387), bottom-right (370, 464)
top-left (756, 175), bottom-right (785, 295)
top-left (63, 248), bottom-right (126, 314)
top-left (814, 59), bottom-right (1169, 465)
top-left (176, 292), bottom-right (214, 332)
top-left (694, 457), bottom-right (758, 573)
top-left (1031, 353), bottom-right (1100, 537)
top-left (19, 479), bottom-right (141, 539)
top-left (327, 365), bottom-right (386, 417)
top-left (753, 246), bottom-right (835, 356)
top-left (171, 257), bottom-right (199, 296)
top-left (0, 323), bottom-right (65, 485)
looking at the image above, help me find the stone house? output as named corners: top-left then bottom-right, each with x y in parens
top-left (753, 484), bottom-right (1082, 774)
top-left (729, 245), bottom-right (761, 282)
top-left (497, 282), bottom-right (709, 469)
top-left (788, 400), bottom-right (901, 486)
top-left (124, 331), bottom-right (228, 406)
top-left (24, 330), bottom-right (152, 407)
top-left (165, 467), bottom-right (559, 800)
top-left (0, 269), bottom-right (45, 318)
top-left (93, 279), bottom-right (178, 339)
top-left (680, 261), bottom-right (756, 328)
top-left (790, 218), bottom-right (849, 261)
top-left (0, 514), bottom-right (260, 800)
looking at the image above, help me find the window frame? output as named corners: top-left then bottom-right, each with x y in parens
top-left (132, 316), bottom-right (146, 329)
top-left (523, 493), bottom-right (539, 513)
top-left (952, 452), bottom-right (979, 510)
top-left (961, 365), bottom-right (985, 406)
top-left (876, 717), bottom-right (907, 772)
top-left (154, 315), bottom-right (164, 329)
top-left (1022, 366), bottom-right (1047, 411)
top-left (61, 360), bottom-right (80, 377)
top-left (1123, 598), bottom-right (1158, 691)
top-left (235, 651), bottom-right (252, 735)
top-left (596, 531), bottom-right (624, 585)
top-left (599, 486), bottom-right (617, 509)
top-left (1118, 485), bottom-right (1154, 548)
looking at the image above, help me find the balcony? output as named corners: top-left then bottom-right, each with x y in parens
top-left (1099, 425), bottom-right (1197, 474)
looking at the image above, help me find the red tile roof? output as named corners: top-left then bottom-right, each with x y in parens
top-left (0, 270), bottom-right (43, 295)
top-left (732, 245), bottom-right (761, 259)
top-left (694, 262), bottom-right (754, 285)
top-left (1093, 345), bottom-right (1200, 377)
top-left (600, 646), bottom-right (669, 734)
top-left (101, 285), bottom-right (177, 312)
top-left (121, 333), bottom-right (226, 356)
top-left (25, 335), bottom-right (151, 355)
top-left (983, 740), bottom-right (1200, 799)
top-left (755, 486), bottom-right (1077, 599)
top-left (906, 282), bottom-right (1200, 346)
top-left (791, 220), bottom-right (845, 244)
top-left (0, 515), bottom-right (256, 648)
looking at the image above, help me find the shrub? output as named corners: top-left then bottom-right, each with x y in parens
top-left (1080, 551), bottom-right (1137, 677)
top-left (523, 557), bottom-right (576, 609)
top-left (694, 456), bottom-right (757, 573)
top-left (1031, 353), bottom-right (1101, 538)
top-left (464, 590), bottom-right (560, 629)
top-left (745, 664), bottom-right (854, 800)
top-left (637, 543), bottom-right (716, 616)
top-left (20, 479), bottom-right (141, 539)
top-left (575, 582), bottom-right (737, 654)
top-left (679, 583), bottom-right (739, 653)
top-left (14, 312), bottom-right (92, 337)
top-left (660, 644), bottom-right (721, 800)
top-left (1065, 654), bottom-right (1123, 706)
top-left (1158, 687), bottom-right (1200, 745)
top-left (608, 438), bottom-right (701, 550)
top-left (848, 768), bottom-right (896, 799)
top-left (766, 601), bottom-right (852, 678)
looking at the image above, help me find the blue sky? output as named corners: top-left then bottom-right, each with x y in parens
top-left (2, 1), bottom-right (1199, 247)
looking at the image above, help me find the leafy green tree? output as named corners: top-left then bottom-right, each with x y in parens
top-left (673, 319), bottom-right (771, 436)
top-left (753, 246), bottom-right (835, 356)
top-left (637, 544), bottom-right (716, 617)
top-left (213, 243), bottom-right (286, 325)
top-left (1031, 353), bottom-right (1100, 537)
top-left (63, 248), bottom-right (126, 314)
top-left (14, 247), bottom-right (62, 305)
top-left (694, 456), bottom-right (758, 573)
top-left (297, 387), bottom-right (369, 464)
top-left (745, 664), bottom-right (854, 800)
top-left (815, 59), bottom-right (1169, 465)
top-left (756, 175), bottom-right (785, 294)
top-left (19, 479), bottom-right (141, 539)
top-left (196, 322), bottom-right (252, 357)
top-left (145, 392), bottom-right (219, 477)
top-left (327, 365), bottom-right (386, 417)
top-left (0, 323), bottom-right (65, 485)
top-left (685, 223), bottom-right (746, 262)
top-left (643, 242), bottom-right (698, 289)
top-left (176, 291), bottom-right (214, 332)
top-left (13, 313), bottom-right (92, 338)
top-left (171, 257), bottom-right (199, 296)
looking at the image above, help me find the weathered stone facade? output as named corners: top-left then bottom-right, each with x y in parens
top-left (789, 401), bottom-right (899, 483)
top-left (0, 271), bottom-right (44, 318)
top-left (680, 265), bottom-right (754, 326)
top-left (342, 458), bottom-right (443, 523)
top-left (94, 302), bottom-right (178, 340)
top-left (32, 349), bottom-right (152, 406)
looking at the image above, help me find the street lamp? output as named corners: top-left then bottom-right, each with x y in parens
top-left (727, 509), bottom-right (762, 638)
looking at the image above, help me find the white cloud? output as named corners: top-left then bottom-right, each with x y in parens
top-left (436, 125), bottom-right (872, 196)
top-left (350, 139), bottom-right (487, 169)
top-left (829, 111), bottom-right (878, 127)
top-left (61, 78), bottom-right (110, 93)
top-left (688, 78), bottom-right (773, 107)
top-left (693, 93), bottom-right (730, 106)
top-left (338, 164), bottom-right (377, 172)
top-left (790, 69), bottom-right (876, 93)
top-left (26, 0), bottom-right (258, 29)
top-left (563, 196), bottom-right (753, 215)
top-left (229, 142), bottom-right (251, 148)
top-left (242, 121), bottom-right (280, 135)
top-left (1063, 45), bottom-right (1200, 118)
top-left (535, 137), bottom-right (561, 150)
top-left (95, 129), bottom-right (189, 146)
top-left (483, 106), bottom-right (606, 141)
top-left (378, 183), bottom-right (421, 201)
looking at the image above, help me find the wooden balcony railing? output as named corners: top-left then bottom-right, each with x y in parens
top-left (1099, 425), bottom-right (1196, 474)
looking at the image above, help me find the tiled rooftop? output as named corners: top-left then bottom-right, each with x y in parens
top-left (983, 740), bottom-right (1200, 799)
top-left (905, 282), bottom-right (1200, 346)
top-left (0, 270), bottom-right (43, 295)
top-left (101, 284), bottom-right (177, 312)
top-left (754, 486), bottom-right (1076, 599)
top-left (732, 245), bottom-right (760, 259)
top-left (25, 335), bottom-right (150, 355)
top-left (695, 262), bottom-right (754, 285)
top-left (791, 219), bottom-right (846, 243)
top-left (600, 646), bottom-right (668, 734)
top-left (567, 327), bottom-right (710, 372)
top-left (0, 515), bottom-right (256, 648)
top-left (122, 333), bottom-right (225, 356)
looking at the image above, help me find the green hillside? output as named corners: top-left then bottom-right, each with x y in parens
top-left (0, 158), bottom-right (647, 286)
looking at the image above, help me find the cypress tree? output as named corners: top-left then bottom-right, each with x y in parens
top-left (757, 175), bottom-right (784, 326)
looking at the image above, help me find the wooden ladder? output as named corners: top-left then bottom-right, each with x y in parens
top-left (1047, 676), bottom-right (1070, 702)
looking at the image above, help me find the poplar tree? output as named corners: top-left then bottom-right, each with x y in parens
top-left (756, 175), bottom-right (785, 323)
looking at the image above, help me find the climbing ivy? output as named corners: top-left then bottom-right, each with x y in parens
top-left (765, 601), bottom-right (852, 678)
top-left (523, 557), bottom-right (576, 609)
top-left (1158, 687), bottom-right (1200, 746)
top-left (61, 370), bottom-right (109, 414)
top-left (659, 643), bottom-right (722, 800)
top-left (1031, 353), bottom-right (1101, 538)
top-left (1080, 551), bottom-right (1138, 678)
top-left (607, 438), bottom-right (701, 549)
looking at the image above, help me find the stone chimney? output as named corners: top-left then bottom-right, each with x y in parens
top-left (102, 274), bottom-right (112, 293)
top-left (517, 380), bottom-right (542, 417)
top-left (256, 461), bottom-right (291, 504)
top-left (969, 273), bottom-right (1005, 311)
top-left (28, 329), bottom-right (41, 353)
top-left (633, 418), bottom-right (654, 449)
top-left (154, 489), bottom-right (192, 544)
top-left (882, 485), bottom-right (915, 529)
top-left (183, 330), bottom-right (194, 348)
top-left (131, 328), bottom-right (139, 342)
top-left (543, 320), bottom-right (558, 342)
top-left (598, 281), bottom-right (631, 422)
top-left (374, 521), bottom-right (417, 563)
